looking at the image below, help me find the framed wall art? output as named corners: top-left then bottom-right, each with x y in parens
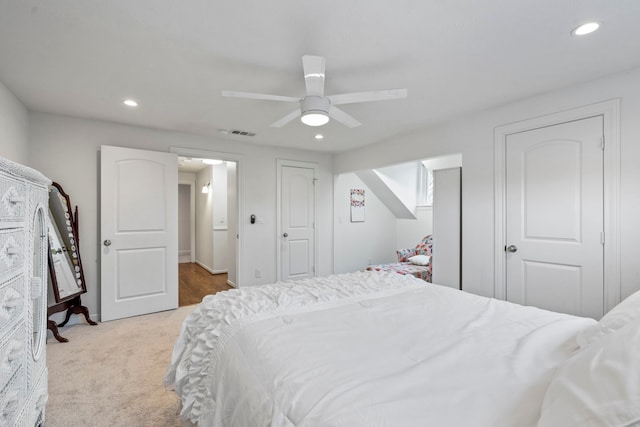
top-left (350, 188), bottom-right (365, 222)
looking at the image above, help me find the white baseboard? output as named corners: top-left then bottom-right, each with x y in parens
top-left (227, 279), bottom-right (236, 288)
top-left (179, 250), bottom-right (192, 263)
top-left (195, 260), bottom-right (214, 274)
top-left (195, 261), bottom-right (228, 276)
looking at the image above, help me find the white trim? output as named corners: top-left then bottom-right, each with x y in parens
top-left (494, 99), bottom-right (621, 312)
top-left (170, 146), bottom-right (244, 287)
top-left (195, 260), bottom-right (215, 274)
top-left (194, 261), bottom-right (227, 275)
top-left (276, 159), bottom-right (319, 281)
top-left (170, 146), bottom-right (244, 163)
top-left (179, 248), bottom-right (191, 264)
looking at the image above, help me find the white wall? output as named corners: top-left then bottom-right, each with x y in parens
top-left (431, 168), bottom-right (461, 289)
top-left (27, 112), bottom-right (334, 319)
top-left (212, 162), bottom-right (228, 273)
top-left (0, 80), bottom-right (29, 164)
top-left (178, 184), bottom-right (191, 260)
top-left (227, 162), bottom-right (238, 286)
top-left (335, 66), bottom-right (640, 302)
top-left (397, 206), bottom-right (433, 249)
top-left (196, 166), bottom-right (213, 271)
top-left (178, 171), bottom-right (196, 264)
top-left (333, 172), bottom-right (397, 273)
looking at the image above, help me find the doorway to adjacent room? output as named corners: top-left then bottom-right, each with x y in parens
top-left (177, 155), bottom-right (239, 307)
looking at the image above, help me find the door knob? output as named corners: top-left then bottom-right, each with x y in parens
top-left (283, 233), bottom-right (288, 238)
top-left (103, 240), bottom-right (112, 247)
top-left (506, 245), bottom-right (517, 253)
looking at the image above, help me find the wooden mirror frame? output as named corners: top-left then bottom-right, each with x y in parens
top-left (48, 182), bottom-right (87, 302)
top-left (47, 181), bottom-right (96, 342)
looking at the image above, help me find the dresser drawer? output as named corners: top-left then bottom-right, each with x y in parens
top-left (1, 323), bottom-right (25, 390)
top-left (0, 365), bottom-right (25, 427)
top-left (0, 229), bottom-right (24, 281)
top-left (0, 175), bottom-right (27, 222)
top-left (0, 277), bottom-right (24, 337)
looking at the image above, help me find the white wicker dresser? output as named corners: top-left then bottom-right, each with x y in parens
top-left (0, 156), bottom-right (50, 426)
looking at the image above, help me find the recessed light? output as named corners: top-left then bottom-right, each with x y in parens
top-left (572, 22), bottom-right (600, 36)
top-left (123, 99), bottom-right (138, 107)
top-left (315, 134), bottom-right (324, 140)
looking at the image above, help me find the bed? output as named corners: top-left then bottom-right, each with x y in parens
top-left (165, 270), bottom-right (640, 427)
top-left (366, 235), bottom-right (433, 282)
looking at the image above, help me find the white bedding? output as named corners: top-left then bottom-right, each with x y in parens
top-left (165, 271), bottom-right (596, 426)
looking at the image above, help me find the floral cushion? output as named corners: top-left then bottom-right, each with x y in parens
top-left (397, 235), bottom-right (433, 262)
top-left (396, 248), bottom-right (418, 262)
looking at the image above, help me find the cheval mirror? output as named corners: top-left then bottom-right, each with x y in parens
top-left (47, 181), bottom-right (97, 342)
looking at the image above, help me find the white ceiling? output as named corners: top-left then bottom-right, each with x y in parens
top-left (1, 1), bottom-right (639, 153)
top-left (178, 157), bottom-right (211, 173)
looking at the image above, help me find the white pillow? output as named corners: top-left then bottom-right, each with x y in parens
top-left (576, 289), bottom-right (640, 348)
top-left (408, 255), bottom-right (430, 266)
top-left (538, 317), bottom-right (640, 427)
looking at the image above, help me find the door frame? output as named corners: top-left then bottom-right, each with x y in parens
top-left (170, 146), bottom-right (244, 287)
top-left (177, 177), bottom-right (196, 263)
top-left (276, 159), bottom-right (319, 281)
top-left (494, 99), bottom-right (620, 312)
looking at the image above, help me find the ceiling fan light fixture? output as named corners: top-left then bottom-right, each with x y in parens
top-left (300, 95), bottom-right (330, 126)
top-left (301, 112), bottom-right (329, 126)
top-left (222, 56), bottom-right (406, 129)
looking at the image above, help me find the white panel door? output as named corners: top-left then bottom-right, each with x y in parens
top-left (101, 145), bottom-right (178, 321)
top-left (431, 167), bottom-right (461, 289)
top-left (505, 116), bottom-right (604, 318)
top-left (280, 165), bottom-right (315, 281)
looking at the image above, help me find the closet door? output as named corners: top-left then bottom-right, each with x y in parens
top-left (504, 117), bottom-right (603, 318)
top-left (431, 168), bottom-right (461, 289)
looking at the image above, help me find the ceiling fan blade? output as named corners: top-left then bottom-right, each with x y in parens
top-left (328, 106), bottom-right (361, 128)
top-left (222, 90), bottom-right (300, 103)
top-left (302, 55), bottom-right (326, 96)
top-left (328, 88), bottom-right (407, 105)
top-left (270, 108), bottom-right (301, 128)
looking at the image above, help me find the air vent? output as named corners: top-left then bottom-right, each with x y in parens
top-left (220, 128), bottom-right (256, 137)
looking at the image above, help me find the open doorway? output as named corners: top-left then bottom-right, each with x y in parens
top-left (333, 153), bottom-right (462, 288)
top-left (177, 156), bottom-right (237, 306)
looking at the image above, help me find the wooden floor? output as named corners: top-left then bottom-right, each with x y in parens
top-left (179, 263), bottom-right (232, 307)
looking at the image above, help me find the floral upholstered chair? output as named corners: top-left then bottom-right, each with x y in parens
top-left (366, 235), bottom-right (433, 282)
top-left (396, 235), bottom-right (433, 263)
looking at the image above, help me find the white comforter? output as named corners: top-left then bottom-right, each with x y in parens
top-left (165, 271), bottom-right (596, 427)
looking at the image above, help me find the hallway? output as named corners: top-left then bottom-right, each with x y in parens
top-left (179, 263), bottom-right (232, 306)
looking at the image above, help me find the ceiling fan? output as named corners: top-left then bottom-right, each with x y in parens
top-left (222, 55), bottom-right (407, 128)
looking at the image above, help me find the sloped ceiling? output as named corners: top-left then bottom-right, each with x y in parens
top-left (1, 1), bottom-right (640, 153)
top-left (356, 169), bottom-right (417, 220)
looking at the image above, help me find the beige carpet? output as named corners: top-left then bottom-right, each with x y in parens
top-left (46, 306), bottom-right (196, 427)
